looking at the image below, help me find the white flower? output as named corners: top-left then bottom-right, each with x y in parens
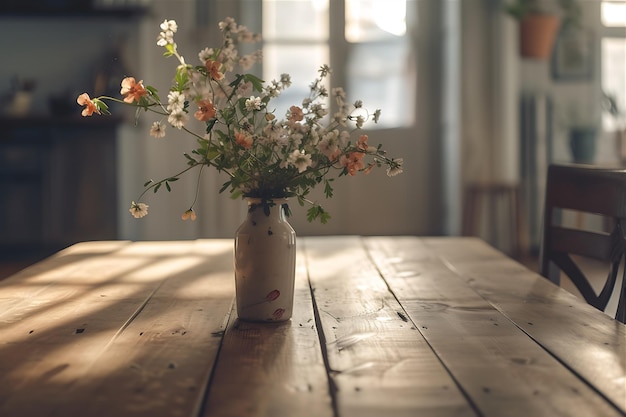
top-left (280, 73), bottom-right (292, 87)
top-left (311, 104), bottom-right (328, 118)
top-left (288, 149), bottom-right (312, 173)
top-left (219, 17), bottom-right (237, 32)
top-left (386, 159), bottom-right (404, 177)
top-left (160, 19), bottom-right (178, 33)
top-left (157, 21), bottom-right (177, 47)
top-left (245, 96), bottom-right (262, 112)
top-left (318, 64), bottom-right (331, 77)
top-left (317, 130), bottom-right (340, 158)
top-left (168, 110), bottom-right (189, 129)
top-left (332, 87), bottom-right (346, 105)
top-left (129, 201), bottom-right (149, 218)
top-left (150, 121), bottom-right (166, 138)
top-left (355, 115), bottom-right (365, 129)
top-left (167, 91), bottom-right (185, 113)
top-left (198, 47), bottom-right (214, 63)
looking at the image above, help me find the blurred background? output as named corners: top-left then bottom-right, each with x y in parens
top-left (0, 0), bottom-right (624, 269)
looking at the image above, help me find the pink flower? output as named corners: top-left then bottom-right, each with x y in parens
top-left (272, 308), bottom-right (285, 320)
top-left (265, 290), bottom-right (280, 301)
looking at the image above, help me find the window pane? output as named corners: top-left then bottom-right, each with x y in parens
top-left (602, 38), bottom-right (626, 131)
top-left (346, 0), bottom-right (406, 42)
top-left (602, 1), bottom-right (626, 27)
top-left (347, 41), bottom-right (414, 128)
top-left (263, 0), bottom-right (329, 41)
top-left (263, 44), bottom-right (329, 117)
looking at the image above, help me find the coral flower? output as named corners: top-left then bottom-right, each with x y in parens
top-left (340, 152), bottom-right (365, 176)
top-left (120, 77), bottom-right (148, 103)
top-left (205, 60), bottom-right (224, 80)
top-left (288, 106), bottom-right (304, 122)
top-left (76, 93), bottom-right (100, 117)
top-left (234, 130), bottom-right (253, 149)
top-left (194, 99), bottom-right (216, 121)
top-left (181, 209), bottom-right (197, 221)
top-left (357, 134), bottom-right (369, 151)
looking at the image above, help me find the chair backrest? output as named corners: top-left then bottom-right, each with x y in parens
top-left (540, 164), bottom-right (626, 323)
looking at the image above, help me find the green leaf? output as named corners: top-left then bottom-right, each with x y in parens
top-left (146, 86), bottom-right (160, 102)
top-left (164, 44), bottom-right (176, 56)
top-left (243, 73), bottom-right (265, 92)
top-left (154, 183), bottom-right (161, 193)
top-left (319, 209), bottom-right (331, 224)
top-left (306, 206), bottom-right (320, 222)
top-left (229, 74), bottom-right (245, 88)
top-left (144, 180), bottom-right (153, 187)
top-left (324, 180), bottom-right (334, 198)
top-left (205, 119), bottom-right (217, 134)
top-left (306, 205), bottom-right (331, 223)
top-left (206, 148), bottom-right (221, 160)
top-left (93, 99), bottom-right (110, 115)
top-left (165, 182), bottom-right (171, 192)
top-left (219, 181), bottom-right (232, 193)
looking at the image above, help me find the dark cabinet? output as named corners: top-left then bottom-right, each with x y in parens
top-left (0, 117), bottom-right (119, 258)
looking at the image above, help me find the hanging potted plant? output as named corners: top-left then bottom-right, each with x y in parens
top-left (505, 0), bottom-right (562, 59)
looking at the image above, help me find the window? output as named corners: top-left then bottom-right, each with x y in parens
top-left (262, 0), bottom-right (415, 128)
top-left (262, 0), bottom-right (330, 119)
top-left (601, 1), bottom-right (626, 131)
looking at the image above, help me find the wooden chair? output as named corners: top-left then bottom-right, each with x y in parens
top-left (540, 164), bottom-right (626, 323)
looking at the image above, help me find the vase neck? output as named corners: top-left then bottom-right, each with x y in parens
top-left (246, 198), bottom-right (289, 222)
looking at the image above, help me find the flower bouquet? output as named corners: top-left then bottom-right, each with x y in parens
top-left (77, 17), bottom-right (403, 224)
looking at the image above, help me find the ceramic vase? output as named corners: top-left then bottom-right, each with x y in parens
top-left (234, 198), bottom-right (296, 322)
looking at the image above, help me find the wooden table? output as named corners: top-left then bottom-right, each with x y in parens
top-left (1, 236), bottom-right (625, 417)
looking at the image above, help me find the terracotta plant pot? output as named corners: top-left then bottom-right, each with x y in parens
top-left (519, 14), bottom-right (561, 59)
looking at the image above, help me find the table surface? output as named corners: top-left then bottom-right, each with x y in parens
top-left (1, 236), bottom-right (625, 417)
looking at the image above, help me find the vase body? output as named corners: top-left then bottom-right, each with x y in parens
top-left (234, 198), bottom-right (296, 322)
top-left (569, 128), bottom-right (596, 164)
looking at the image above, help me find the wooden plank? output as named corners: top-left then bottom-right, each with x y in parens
top-left (415, 236), bottom-right (626, 415)
top-left (304, 236), bottom-right (477, 417)
top-left (202, 241), bottom-right (333, 417)
top-left (0, 240), bottom-right (235, 417)
top-left (365, 236), bottom-right (625, 417)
